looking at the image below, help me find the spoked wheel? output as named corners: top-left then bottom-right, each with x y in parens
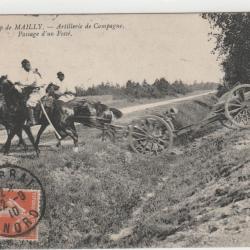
top-left (101, 125), bottom-right (116, 142)
top-left (128, 115), bottom-right (174, 155)
top-left (225, 84), bottom-right (250, 129)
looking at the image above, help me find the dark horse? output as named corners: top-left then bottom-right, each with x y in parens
top-left (0, 95), bottom-right (27, 150)
top-left (0, 77), bottom-right (123, 154)
top-left (0, 76), bottom-right (79, 154)
top-left (0, 76), bottom-right (39, 155)
top-left (34, 84), bottom-right (123, 150)
top-left (0, 90), bottom-right (28, 149)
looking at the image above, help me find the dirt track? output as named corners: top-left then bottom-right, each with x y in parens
top-left (121, 90), bottom-right (216, 114)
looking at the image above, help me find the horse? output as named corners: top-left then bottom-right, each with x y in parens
top-left (0, 90), bottom-right (29, 149)
top-left (19, 82), bottom-right (79, 152)
top-left (0, 77), bottom-right (123, 154)
top-left (0, 76), bottom-right (39, 155)
top-left (35, 85), bottom-right (123, 149)
top-left (0, 77), bottom-right (78, 155)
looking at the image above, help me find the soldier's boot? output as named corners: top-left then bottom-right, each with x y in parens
top-left (26, 108), bottom-right (36, 126)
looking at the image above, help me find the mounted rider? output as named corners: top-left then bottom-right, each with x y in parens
top-left (46, 71), bottom-right (75, 102)
top-left (18, 59), bottom-right (46, 125)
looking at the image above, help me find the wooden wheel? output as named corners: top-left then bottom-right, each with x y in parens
top-left (101, 125), bottom-right (116, 142)
top-left (225, 84), bottom-right (250, 129)
top-left (128, 115), bottom-right (174, 155)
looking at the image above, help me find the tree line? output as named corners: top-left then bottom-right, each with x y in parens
top-left (75, 78), bottom-right (217, 99)
top-left (202, 13), bottom-right (250, 96)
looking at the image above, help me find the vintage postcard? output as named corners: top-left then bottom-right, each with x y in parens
top-left (0, 13), bottom-right (250, 248)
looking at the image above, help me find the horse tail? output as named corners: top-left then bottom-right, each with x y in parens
top-left (110, 108), bottom-right (123, 119)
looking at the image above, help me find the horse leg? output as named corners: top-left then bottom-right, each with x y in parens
top-left (1, 128), bottom-right (17, 155)
top-left (102, 126), bottom-right (106, 141)
top-left (64, 125), bottom-right (79, 152)
top-left (55, 133), bottom-right (68, 148)
top-left (56, 139), bottom-right (61, 147)
top-left (5, 126), bottom-right (10, 136)
top-left (16, 130), bottom-right (28, 151)
top-left (54, 131), bottom-right (67, 148)
top-left (71, 123), bottom-right (79, 151)
top-left (6, 127), bottom-right (25, 148)
top-left (23, 125), bottom-right (40, 157)
top-left (67, 131), bottom-right (79, 152)
top-left (35, 124), bottom-right (48, 148)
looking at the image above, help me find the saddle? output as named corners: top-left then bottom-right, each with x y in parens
top-left (28, 96), bottom-right (53, 124)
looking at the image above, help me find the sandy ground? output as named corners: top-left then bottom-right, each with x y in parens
top-left (121, 90), bottom-right (216, 114)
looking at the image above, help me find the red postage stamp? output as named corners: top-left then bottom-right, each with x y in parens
top-left (0, 188), bottom-right (40, 241)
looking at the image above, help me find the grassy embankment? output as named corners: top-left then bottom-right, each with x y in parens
top-left (3, 93), bottom-right (250, 248)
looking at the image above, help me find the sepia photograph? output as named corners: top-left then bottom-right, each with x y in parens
top-left (0, 12), bottom-right (250, 248)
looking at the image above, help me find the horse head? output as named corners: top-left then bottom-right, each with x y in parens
top-left (0, 75), bottom-right (15, 95)
top-left (46, 82), bottom-right (60, 92)
top-left (0, 76), bottom-right (8, 113)
top-left (46, 82), bottom-right (60, 98)
top-left (0, 75), bottom-right (8, 82)
top-left (94, 101), bottom-right (123, 123)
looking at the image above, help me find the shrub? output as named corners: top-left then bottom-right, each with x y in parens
top-left (75, 78), bottom-right (218, 99)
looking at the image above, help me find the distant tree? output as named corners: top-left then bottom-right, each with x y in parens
top-left (125, 80), bottom-right (137, 96)
top-left (140, 79), bottom-right (153, 98)
top-left (202, 13), bottom-right (250, 88)
top-left (153, 78), bottom-right (173, 95)
top-left (172, 80), bottom-right (190, 94)
top-left (75, 87), bottom-right (81, 96)
top-left (75, 78), bottom-right (216, 99)
top-left (151, 87), bottom-right (163, 98)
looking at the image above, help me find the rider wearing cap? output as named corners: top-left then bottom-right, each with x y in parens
top-left (19, 59), bottom-right (46, 125)
top-left (54, 71), bottom-right (75, 102)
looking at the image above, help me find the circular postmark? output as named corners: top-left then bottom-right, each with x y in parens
top-left (0, 164), bottom-right (46, 239)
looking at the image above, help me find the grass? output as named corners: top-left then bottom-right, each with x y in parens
top-left (2, 93), bottom-right (249, 248)
top-left (0, 127), bottom-right (242, 248)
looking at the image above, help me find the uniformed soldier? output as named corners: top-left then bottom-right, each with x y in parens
top-left (19, 59), bottom-right (46, 125)
top-left (55, 71), bottom-right (75, 102)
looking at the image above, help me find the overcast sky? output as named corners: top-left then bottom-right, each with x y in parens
top-left (0, 14), bottom-right (223, 89)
